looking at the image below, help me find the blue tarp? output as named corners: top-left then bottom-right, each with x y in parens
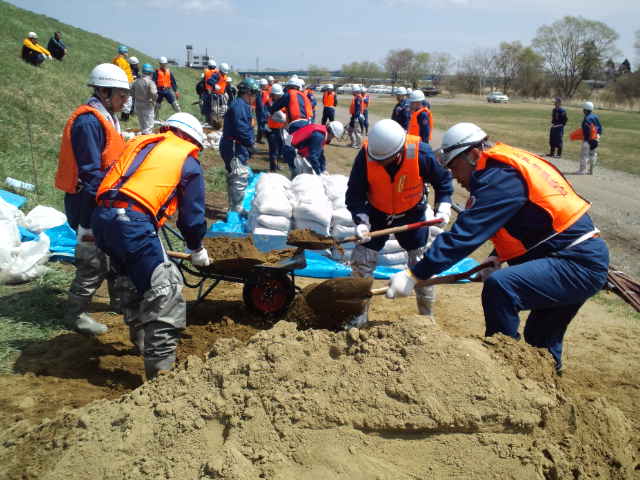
top-left (0, 189), bottom-right (27, 208)
top-left (208, 169), bottom-right (261, 236)
top-left (44, 222), bottom-right (76, 261)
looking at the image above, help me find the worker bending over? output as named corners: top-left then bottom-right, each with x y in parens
top-left (92, 112), bottom-right (210, 380)
top-left (269, 77), bottom-right (312, 134)
top-left (346, 119), bottom-right (454, 326)
top-left (407, 90), bottom-right (433, 143)
top-left (386, 122), bottom-right (609, 372)
top-left (54, 64), bottom-right (130, 335)
top-left (153, 56), bottom-right (181, 119)
top-left (288, 120), bottom-right (344, 177)
top-left (220, 78), bottom-right (259, 212)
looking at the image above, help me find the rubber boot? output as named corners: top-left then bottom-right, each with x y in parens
top-left (144, 355), bottom-right (175, 381)
top-left (129, 326), bottom-right (145, 355)
top-left (107, 274), bottom-right (123, 314)
top-left (415, 285), bottom-right (435, 318)
top-left (64, 293), bottom-right (108, 335)
top-left (172, 101), bottom-right (181, 113)
top-left (557, 146), bottom-right (562, 158)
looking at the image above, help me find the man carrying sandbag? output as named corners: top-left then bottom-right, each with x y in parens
top-left (345, 119), bottom-right (454, 326)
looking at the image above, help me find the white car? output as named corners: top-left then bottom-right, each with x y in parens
top-left (487, 91), bottom-right (509, 103)
top-left (337, 83), bottom-right (363, 94)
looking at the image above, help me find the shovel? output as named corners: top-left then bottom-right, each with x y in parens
top-left (287, 218), bottom-right (444, 251)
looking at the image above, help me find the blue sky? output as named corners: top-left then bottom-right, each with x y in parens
top-left (8, 0), bottom-right (639, 70)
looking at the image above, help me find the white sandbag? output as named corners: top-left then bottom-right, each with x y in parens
top-left (322, 174), bottom-right (349, 202)
top-left (332, 207), bottom-right (354, 227)
top-left (291, 173), bottom-right (325, 199)
top-left (256, 214), bottom-right (291, 232)
top-left (380, 238), bottom-right (404, 254)
top-left (377, 250), bottom-right (408, 266)
top-left (294, 199), bottom-right (332, 228)
top-left (253, 227), bottom-right (288, 237)
top-left (331, 223), bottom-right (356, 241)
top-left (255, 172), bottom-right (291, 193)
top-left (24, 205), bottom-right (67, 233)
top-left (0, 232), bottom-right (50, 284)
top-left (0, 197), bottom-right (26, 227)
top-left (253, 191), bottom-right (293, 217)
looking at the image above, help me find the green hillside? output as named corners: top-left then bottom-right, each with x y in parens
top-left (0, 0), bottom-right (211, 211)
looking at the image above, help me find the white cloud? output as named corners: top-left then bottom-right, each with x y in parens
top-left (139, 0), bottom-right (232, 13)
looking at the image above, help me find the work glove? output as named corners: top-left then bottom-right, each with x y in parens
top-left (358, 114), bottom-right (365, 122)
top-left (477, 256), bottom-right (501, 282)
top-left (76, 226), bottom-right (95, 243)
top-left (434, 202), bottom-right (452, 227)
top-left (189, 247), bottom-right (211, 267)
top-left (355, 213), bottom-right (371, 243)
top-left (386, 269), bottom-right (417, 299)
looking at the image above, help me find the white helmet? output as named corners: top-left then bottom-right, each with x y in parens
top-left (129, 56), bottom-right (139, 65)
top-left (272, 110), bottom-right (287, 123)
top-left (28, 31), bottom-right (38, 39)
top-left (166, 112), bottom-right (204, 147)
top-left (582, 101), bottom-right (594, 111)
top-left (361, 87), bottom-right (368, 93)
top-left (259, 78), bottom-right (268, 86)
top-left (439, 122), bottom-right (488, 166)
top-left (395, 87), bottom-right (407, 96)
top-left (299, 78), bottom-right (306, 86)
top-left (291, 74), bottom-right (299, 79)
top-left (208, 59), bottom-right (217, 67)
top-left (271, 83), bottom-right (284, 96)
top-left (88, 63), bottom-right (130, 90)
top-left (326, 84), bottom-right (334, 90)
top-left (367, 119), bottom-right (407, 161)
top-left (286, 77), bottom-right (301, 88)
top-left (267, 75), bottom-right (275, 82)
top-left (328, 121), bottom-right (344, 139)
top-left (407, 87), bottom-right (413, 93)
top-left (220, 62), bottom-right (230, 73)
top-left (408, 90), bottom-right (426, 103)
top-left (159, 56), bottom-right (168, 64)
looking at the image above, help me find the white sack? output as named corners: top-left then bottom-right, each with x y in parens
top-left (24, 205), bottom-right (67, 233)
top-left (332, 208), bottom-right (354, 227)
top-left (0, 232), bottom-right (50, 284)
top-left (256, 214), bottom-right (291, 232)
top-left (253, 227), bottom-right (288, 237)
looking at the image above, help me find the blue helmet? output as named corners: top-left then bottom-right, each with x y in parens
top-left (142, 63), bottom-right (154, 74)
top-left (118, 45), bottom-right (128, 54)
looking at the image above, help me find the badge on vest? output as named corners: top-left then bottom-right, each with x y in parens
top-left (397, 175), bottom-right (407, 193)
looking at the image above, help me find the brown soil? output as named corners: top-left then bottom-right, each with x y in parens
top-left (303, 277), bottom-right (374, 322)
top-left (287, 228), bottom-right (336, 250)
top-left (202, 236), bottom-right (267, 275)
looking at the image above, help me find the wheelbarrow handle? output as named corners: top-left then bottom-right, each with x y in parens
top-left (339, 218), bottom-right (444, 245)
top-left (167, 250), bottom-right (191, 260)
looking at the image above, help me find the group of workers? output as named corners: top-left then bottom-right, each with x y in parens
top-left (52, 46), bottom-right (608, 380)
top-left (21, 31), bottom-right (67, 66)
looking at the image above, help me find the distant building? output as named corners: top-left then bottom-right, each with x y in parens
top-left (189, 53), bottom-right (213, 69)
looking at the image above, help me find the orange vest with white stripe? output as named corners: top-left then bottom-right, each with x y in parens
top-left (268, 108), bottom-right (286, 129)
top-left (477, 143), bottom-right (591, 261)
top-left (408, 106), bottom-right (433, 142)
top-left (215, 73), bottom-right (227, 94)
top-left (156, 68), bottom-right (172, 88)
top-left (365, 134), bottom-right (423, 215)
top-left (55, 105), bottom-right (125, 193)
top-left (204, 68), bottom-right (217, 92)
top-left (286, 90), bottom-right (309, 122)
top-left (96, 132), bottom-right (199, 226)
top-left (323, 91), bottom-right (335, 107)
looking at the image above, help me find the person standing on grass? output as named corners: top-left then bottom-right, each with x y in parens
top-left (47, 31), bottom-right (67, 61)
top-left (361, 87), bottom-right (370, 135)
top-left (132, 63), bottom-right (158, 134)
top-left (54, 64), bottom-right (130, 336)
top-left (386, 122), bottom-right (609, 373)
top-left (255, 78), bottom-right (270, 145)
top-left (407, 89), bottom-right (433, 144)
top-left (321, 84), bottom-right (337, 125)
top-left (570, 102), bottom-right (602, 175)
top-left (348, 86), bottom-right (365, 148)
top-left (548, 97), bottom-right (567, 158)
top-left (391, 87), bottom-right (410, 130)
top-left (153, 56), bottom-right (181, 119)
top-left (112, 45), bottom-right (134, 122)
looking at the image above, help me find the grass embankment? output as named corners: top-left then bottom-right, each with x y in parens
top-left (0, 0), bottom-right (227, 371)
top-left (368, 98), bottom-right (640, 176)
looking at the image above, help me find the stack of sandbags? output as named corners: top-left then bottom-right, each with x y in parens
top-left (321, 174), bottom-right (355, 262)
top-left (377, 235), bottom-right (408, 269)
top-left (247, 173), bottom-right (294, 236)
top-left (291, 174), bottom-right (332, 236)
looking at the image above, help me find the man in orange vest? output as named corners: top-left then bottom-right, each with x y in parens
top-left (92, 112), bottom-right (210, 380)
top-left (387, 122), bottom-right (609, 372)
top-left (361, 87), bottom-right (371, 135)
top-left (54, 64), bottom-right (131, 336)
top-left (348, 85), bottom-right (365, 148)
top-left (321, 84), bottom-right (338, 125)
top-left (266, 83), bottom-right (286, 171)
top-left (153, 56), bottom-right (181, 119)
top-left (407, 89), bottom-right (433, 143)
top-left (345, 119), bottom-right (454, 326)
top-left (201, 59), bottom-right (218, 125)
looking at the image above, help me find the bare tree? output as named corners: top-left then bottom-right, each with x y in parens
top-left (384, 48), bottom-right (413, 86)
top-left (406, 52), bottom-right (430, 88)
top-left (532, 16), bottom-right (619, 98)
top-left (428, 52), bottom-right (453, 86)
top-left (495, 41), bottom-right (523, 93)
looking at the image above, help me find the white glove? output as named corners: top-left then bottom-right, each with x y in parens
top-left (215, 85), bottom-right (221, 91)
top-left (76, 226), bottom-right (94, 243)
top-left (435, 202), bottom-right (452, 227)
top-left (386, 270), bottom-right (417, 299)
top-left (358, 114), bottom-right (365, 122)
top-left (477, 255), bottom-right (501, 282)
top-left (355, 214), bottom-right (371, 243)
top-left (189, 247), bottom-right (211, 267)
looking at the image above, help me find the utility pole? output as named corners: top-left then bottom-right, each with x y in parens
top-left (256, 57), bottom-right (260, 73)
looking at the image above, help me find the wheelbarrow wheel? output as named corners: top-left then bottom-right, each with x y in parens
top-left (243, 273), bottom-right (295, 319)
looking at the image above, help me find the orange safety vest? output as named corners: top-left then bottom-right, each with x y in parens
top-left (55, 105), bottom-right (125, 193)
top-left (323, 91), bottom-right (336, 107)
top-left (349, 95), bottom-right (359, 115)
top-left (261, 89), bottom-right (271, 106)
top-left (156, 68), bottom-right (172, 88)
top-left (569, 124), bottom-right (598, 141)
top-left (96, 132), bottom-right (199, 226)
top-left (365, 134), bottom-right (423, 215)
top-left (215, 73), bottom-right (227, 95)
top-left (408, 106), bottom-right (433, 142)
top-left (286, 90), bottom-right (309, 122)
top-left (268, 108), bottom-right (287, 129)
top-left (203, 68), bottom-right (217, 92)
top-left (477, 143), bottom-right (591, 261)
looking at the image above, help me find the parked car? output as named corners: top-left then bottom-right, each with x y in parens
top-left (337, 83), bottom-right (363, 94)
top-left (486, 91), bottom-right (509, 103)
top-left (422, 86), bottom-right (440, 97)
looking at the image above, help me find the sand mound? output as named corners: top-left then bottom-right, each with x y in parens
top-left (1, 318), bottom-right (637, 479)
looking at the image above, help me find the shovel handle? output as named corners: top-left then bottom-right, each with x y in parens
top-left (339, 218), bottom-right (444, 245)
top-left (370, 287), bottom-right (389, 295)
top-left (167, 250), bottom-right (191, 260)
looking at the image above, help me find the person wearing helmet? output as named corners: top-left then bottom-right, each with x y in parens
top-left (321, 84), bottom-right (338, 126)
top-left (204, 62), bottom-right (230, 124)
top-left (92, 112), bottom-right (209, 380)
top-left (128, 56), bottom-right (140, 79)
top-left (54, 63), bottom-right (131, 336)
top-left (153, 57), bottom-right (181, 120)
top-left (348, 86), bottom-right (365, 148)
top-left (47, 31), bottom-right (68, 61)
top-left (220, 78), bottom-right (259, 211)
top-left (255, 78), bottom-right (271, 144)
top-left (345, 119), bottom-right (454, 326)
top-left (548, 97), bottom-right (567, 158)
top-left (201, 60), bottom-right (219, 124)
top-left (287, 120), bottom-right (344, 177)
top-left (112, 46), bottom-right (134, 121)
top-left (571, 101), bottom-right (602, 174)
top-left (387, 122), bottom-right (609, 373)
top-left (391, 87), bottom-right (410, 130)
top-left (132, 63), bottom-right (158, 134)
top-left (226, 75), bottom-right (237, 102)
top-left (361, 87), bottom-right (371, 135)
top-left (266, 84), bottom-right (286, 171)
top-left (269, 77), bottom-right (312, 134)
top-left (303, 83), bottom-right (317, 124)
top-left (267, 75), bottom-right (275, 86)
top-left (21, 31), bottom-right (52, 66)
top-left (407, 89), bottom-right (433, 144)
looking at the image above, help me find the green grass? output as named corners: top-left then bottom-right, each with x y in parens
top-left (368, 99), bottom-right (640, 175)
